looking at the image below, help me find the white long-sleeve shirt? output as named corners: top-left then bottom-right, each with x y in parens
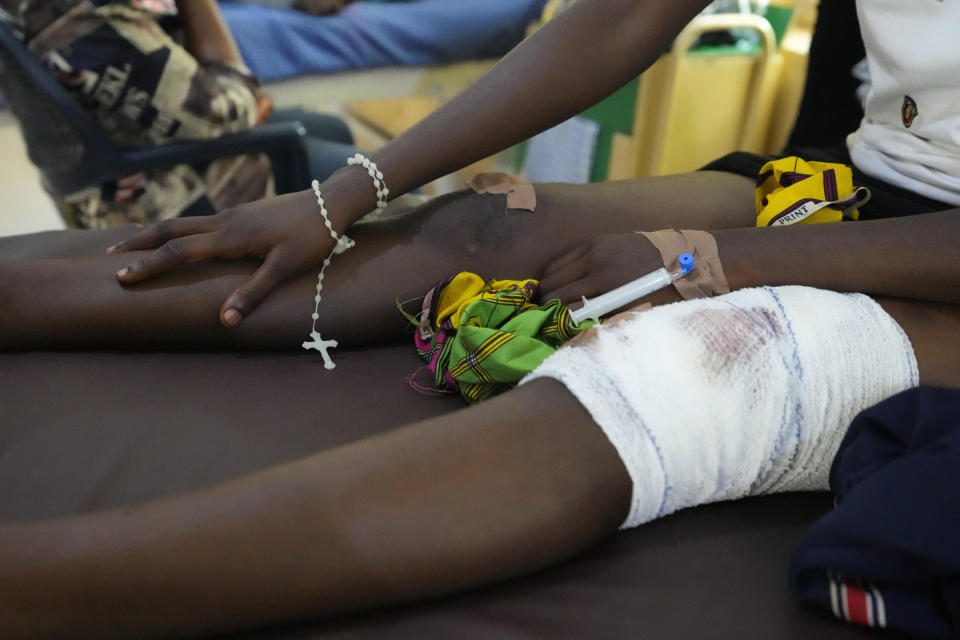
top-left (847, 0), bottom-right (960, 205)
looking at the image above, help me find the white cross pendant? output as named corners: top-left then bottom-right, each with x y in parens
top-left (302, 331), bottom-right (339, 370)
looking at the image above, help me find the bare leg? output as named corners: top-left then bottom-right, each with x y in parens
top-left (877, 297), bottom-right (960, 388)
top-left (1, 298), bottom-right (958, 638)
top-left (0, 173), bottom-right (756, 349)
top-left (0, 379), bottom-right (631, 638)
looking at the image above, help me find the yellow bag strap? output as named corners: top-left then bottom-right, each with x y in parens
top-left (755, 157), bottom-right (871, 227)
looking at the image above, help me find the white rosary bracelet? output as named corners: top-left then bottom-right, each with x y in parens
top-left (302, 157), bottom-right (392, 369)
top-left (346, 153), bottom-right (389, 212)
top-left (301, 180), bottom-right (356, 370)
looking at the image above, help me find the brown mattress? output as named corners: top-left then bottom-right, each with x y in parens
top-left (0, 342), bottom-right (875, 638)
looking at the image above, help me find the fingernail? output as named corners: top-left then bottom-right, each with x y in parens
top-left (223, 308), bottom-right (242, 326)
top-left (116, 267), bottom-right (130, 278)
top-left (105, 244), bottom-right (117, 254)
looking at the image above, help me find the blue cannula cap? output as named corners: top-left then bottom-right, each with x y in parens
top-left (678, 253), bottom-right (695, 275)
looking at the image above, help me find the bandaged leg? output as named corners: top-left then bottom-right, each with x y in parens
top-left (523, 286), bottom-right (918, 529)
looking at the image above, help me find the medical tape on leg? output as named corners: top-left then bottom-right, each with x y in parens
top-left (522, 286), bottom-right (918, 529)
top-left (640, 229), bottom-right (730, 300)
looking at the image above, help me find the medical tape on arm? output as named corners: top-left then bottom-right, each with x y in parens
top-left (640, 229), bottom-right (730, 299)
top-left (467, 173), bottom-right (537, 211)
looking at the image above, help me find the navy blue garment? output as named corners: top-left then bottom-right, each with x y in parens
top-left (789, 387), bottom-right (960, 638)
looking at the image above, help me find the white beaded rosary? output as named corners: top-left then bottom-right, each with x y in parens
top-left (347, 152), bottom-right (390, 211)
top-left (301, 154), bottom-right (389, 370)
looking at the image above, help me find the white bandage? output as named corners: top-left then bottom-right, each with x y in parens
top-left (523, 286), bottom-right (918, 529)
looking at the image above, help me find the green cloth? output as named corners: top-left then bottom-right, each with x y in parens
top-left (413, 275), bottom-right (594, 404)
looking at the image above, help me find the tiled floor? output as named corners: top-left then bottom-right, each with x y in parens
top-left (0, 61), bottom-right (497, 238)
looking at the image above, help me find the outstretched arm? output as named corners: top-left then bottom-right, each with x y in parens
top-left (719, 210), bottom-right (960, 304)
top-left (4, 182), bottom-right (958, 352)
top-left (352, 0), bottom-right (709, 200)
top-left (109, 0), bottom-right (714, 325)
top-left (540, 208), bottom-right (960, 307)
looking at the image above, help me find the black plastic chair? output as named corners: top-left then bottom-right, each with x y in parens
top-left (0, 21), bottom-right (310, 220)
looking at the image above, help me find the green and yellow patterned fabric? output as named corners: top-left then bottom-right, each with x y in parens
top-left (411, 272), bottom-right (595, 404)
